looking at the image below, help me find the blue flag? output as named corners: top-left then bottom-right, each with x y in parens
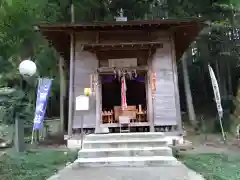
top-left (33, 78), bottom-right (52, 130)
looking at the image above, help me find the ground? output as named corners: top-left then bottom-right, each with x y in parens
top-left (47, 165), bottom-right (205, 180)
top-left (48, 134), bottom-right (240, 180)
top-left (0, 148), bottom-right (77, 180)
top-left (179, 134), bottom-right (240, 180)
top-left (1, 134), bottom-right (240, 180)
top-left (181, 153), bottom-right (240, 180)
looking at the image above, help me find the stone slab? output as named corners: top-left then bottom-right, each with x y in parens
top-left (84, 132), bottom-right (165, 141)
top-left (83, 139), bottom-right (167, 149)
top-left (67, 135), bottom-right (183, 149)
top-left (75, 156), bottom-right (180, 167)
top-left (47, 163), bottom-right (205, 180)
top-left (79, 147), bottom-right (172, 158)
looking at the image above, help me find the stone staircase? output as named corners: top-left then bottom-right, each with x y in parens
top-left (75, 132), bottom-right (181, 167)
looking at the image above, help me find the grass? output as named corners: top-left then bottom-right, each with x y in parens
top-left (0, 149), bottom-right (77, 180)
top-left (180, 153), bottom-right (240, 180)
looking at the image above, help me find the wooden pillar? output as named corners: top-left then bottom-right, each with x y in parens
top-left (171, 40), bottom-right (183, 132)
top-left (147, 57), bottom-right (154, 132)
top-left (67, 33), bottom-right (75, 137)
top-left (59, 56), bottom-right (65, 133)
top-left (170, 38), bottom-right (183, 132)
top-left (67, 1), bottom-right (75, 137)
top-left (173, 62), bottom-right (183, 132)
top-left (95, 74), bottom-right (101, 133)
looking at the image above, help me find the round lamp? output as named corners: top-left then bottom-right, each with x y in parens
top-left (19, 59), bottom-right (37, 77)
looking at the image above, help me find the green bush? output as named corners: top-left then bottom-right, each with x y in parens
top-left (0, 87), bottom-right (34, 125)
top-left (0, 150), bottom-right (77, 180)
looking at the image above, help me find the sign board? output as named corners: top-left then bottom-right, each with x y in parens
top-left (75, 95), bottom-right (89, 111)
top-left (108, 58), bottom-right (137, 68)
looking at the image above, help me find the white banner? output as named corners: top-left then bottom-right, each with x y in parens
top-left (208, 65), bottom-right (223, 118)
top-left (208, 64), bottom-right (226, 141)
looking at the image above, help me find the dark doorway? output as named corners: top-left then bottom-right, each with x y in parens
top-left (101, 74), bottom-right (147, 111)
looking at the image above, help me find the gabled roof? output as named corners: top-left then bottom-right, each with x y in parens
top-left (37, 18), bottom-right (206, 60)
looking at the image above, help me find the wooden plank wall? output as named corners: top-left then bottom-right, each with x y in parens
top-left (72, 44), bottom-right (98, 128)
top-left (152, 41), bottom-right (178, 126)
top-left (71, 31), bottom-right (180, 129)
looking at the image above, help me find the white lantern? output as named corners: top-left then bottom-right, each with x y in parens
top-left (19, 59), bottom-right (37, 77)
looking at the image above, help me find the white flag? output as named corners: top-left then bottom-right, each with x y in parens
top-left (208, 64), bottom-right (225, 141)
top-left (208, 64), bottom-right (223, 118)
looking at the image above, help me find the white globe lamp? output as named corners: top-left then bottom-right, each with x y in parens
top-left (19, 59), bottom-right (37, 77)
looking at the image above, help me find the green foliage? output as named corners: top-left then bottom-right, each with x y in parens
top-left (0, 149), bottom-right (77, 180)
top-left (0, 87), bottom-right (33, 125)
top-left (181, 153), bottom-right (240, 180)
top-left (0, 0), bottom-right (240, 124)
top-left (0, 0), bottom-right (64, 121)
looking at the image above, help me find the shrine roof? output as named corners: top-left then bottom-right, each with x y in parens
top-left (37, 18), bottom-right (206, 60)
top-left (38, 18), bottom-right (204, 31)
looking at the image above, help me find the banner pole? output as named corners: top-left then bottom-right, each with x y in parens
top-left (80, 115), bottom-right (84, 149)
top-left (219, 116), bottom-right (226, 142)
top-left (30, 127), bottom-right (35, 144)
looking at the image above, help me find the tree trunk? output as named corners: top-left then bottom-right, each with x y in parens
top-left (227, 60), bottom-right (232, 96)
top-left (181, 51), bottom-right (197, 126)
top-left (215, 60), bottom-right (221, 87)
top-left (199, 64), bottom-right (208, 101)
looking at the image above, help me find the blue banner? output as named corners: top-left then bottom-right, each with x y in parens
top-left (33, 78), bottom-right (52, 130)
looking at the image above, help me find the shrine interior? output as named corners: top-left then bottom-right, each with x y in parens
top-left (101, 72), bottom-right (147, 125)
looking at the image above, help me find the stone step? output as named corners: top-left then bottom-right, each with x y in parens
top-left (83, 139), bottom-right (168, 149)
top-left (74, 156), bottom-right (181, 167)
top-left (85, 132), bottom-right (165, 141)
top-left (79, 147), bottom-right (172, 158)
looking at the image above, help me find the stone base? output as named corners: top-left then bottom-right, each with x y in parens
top-left (67, 134), bottom-right (183, 149)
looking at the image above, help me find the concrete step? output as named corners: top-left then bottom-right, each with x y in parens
top-left (83, 139), bottom-right (168, 149)
top-left (74, 156), bottom-right (181, 167)
top-left (79, 147), bottom-right (172, 158)
top-left (85, 132), bottom-right (165, 141)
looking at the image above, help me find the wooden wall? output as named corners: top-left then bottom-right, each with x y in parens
top-left (152, 41), bottom-right (180, 126)
top-left (71, 30), bottom-right (181, 129)
top-left (72, 43), bottom-right (98, 128)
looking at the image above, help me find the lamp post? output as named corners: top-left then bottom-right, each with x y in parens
top-left (16, 59), bottom-right (37, 152)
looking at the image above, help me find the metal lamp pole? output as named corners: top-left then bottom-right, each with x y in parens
top-left (16, 59), bottom-right (37, 152)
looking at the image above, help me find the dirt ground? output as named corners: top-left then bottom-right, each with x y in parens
top-left (184, 133), bottom-right (240, 155)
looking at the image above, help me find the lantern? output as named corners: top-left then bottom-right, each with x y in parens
top-left (19, 59), bottom-right (37, 77)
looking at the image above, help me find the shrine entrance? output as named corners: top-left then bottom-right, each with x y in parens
top-left (100, 70), bottom-right (150, 133)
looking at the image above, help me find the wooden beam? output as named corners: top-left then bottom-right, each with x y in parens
top-left (83, 42), bottom-right (163, 52)
top-left (85, 46), bottom-right (159, 52)
top-left (82, 41), bottom-right (163, 47)
top-left (97, 66), bottom-right (148, 74)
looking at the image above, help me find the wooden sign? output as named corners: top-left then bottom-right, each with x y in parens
top-left (108, 58), bottom-right (137, 68)
top-left (75, 95), bottom-right (89, 111)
